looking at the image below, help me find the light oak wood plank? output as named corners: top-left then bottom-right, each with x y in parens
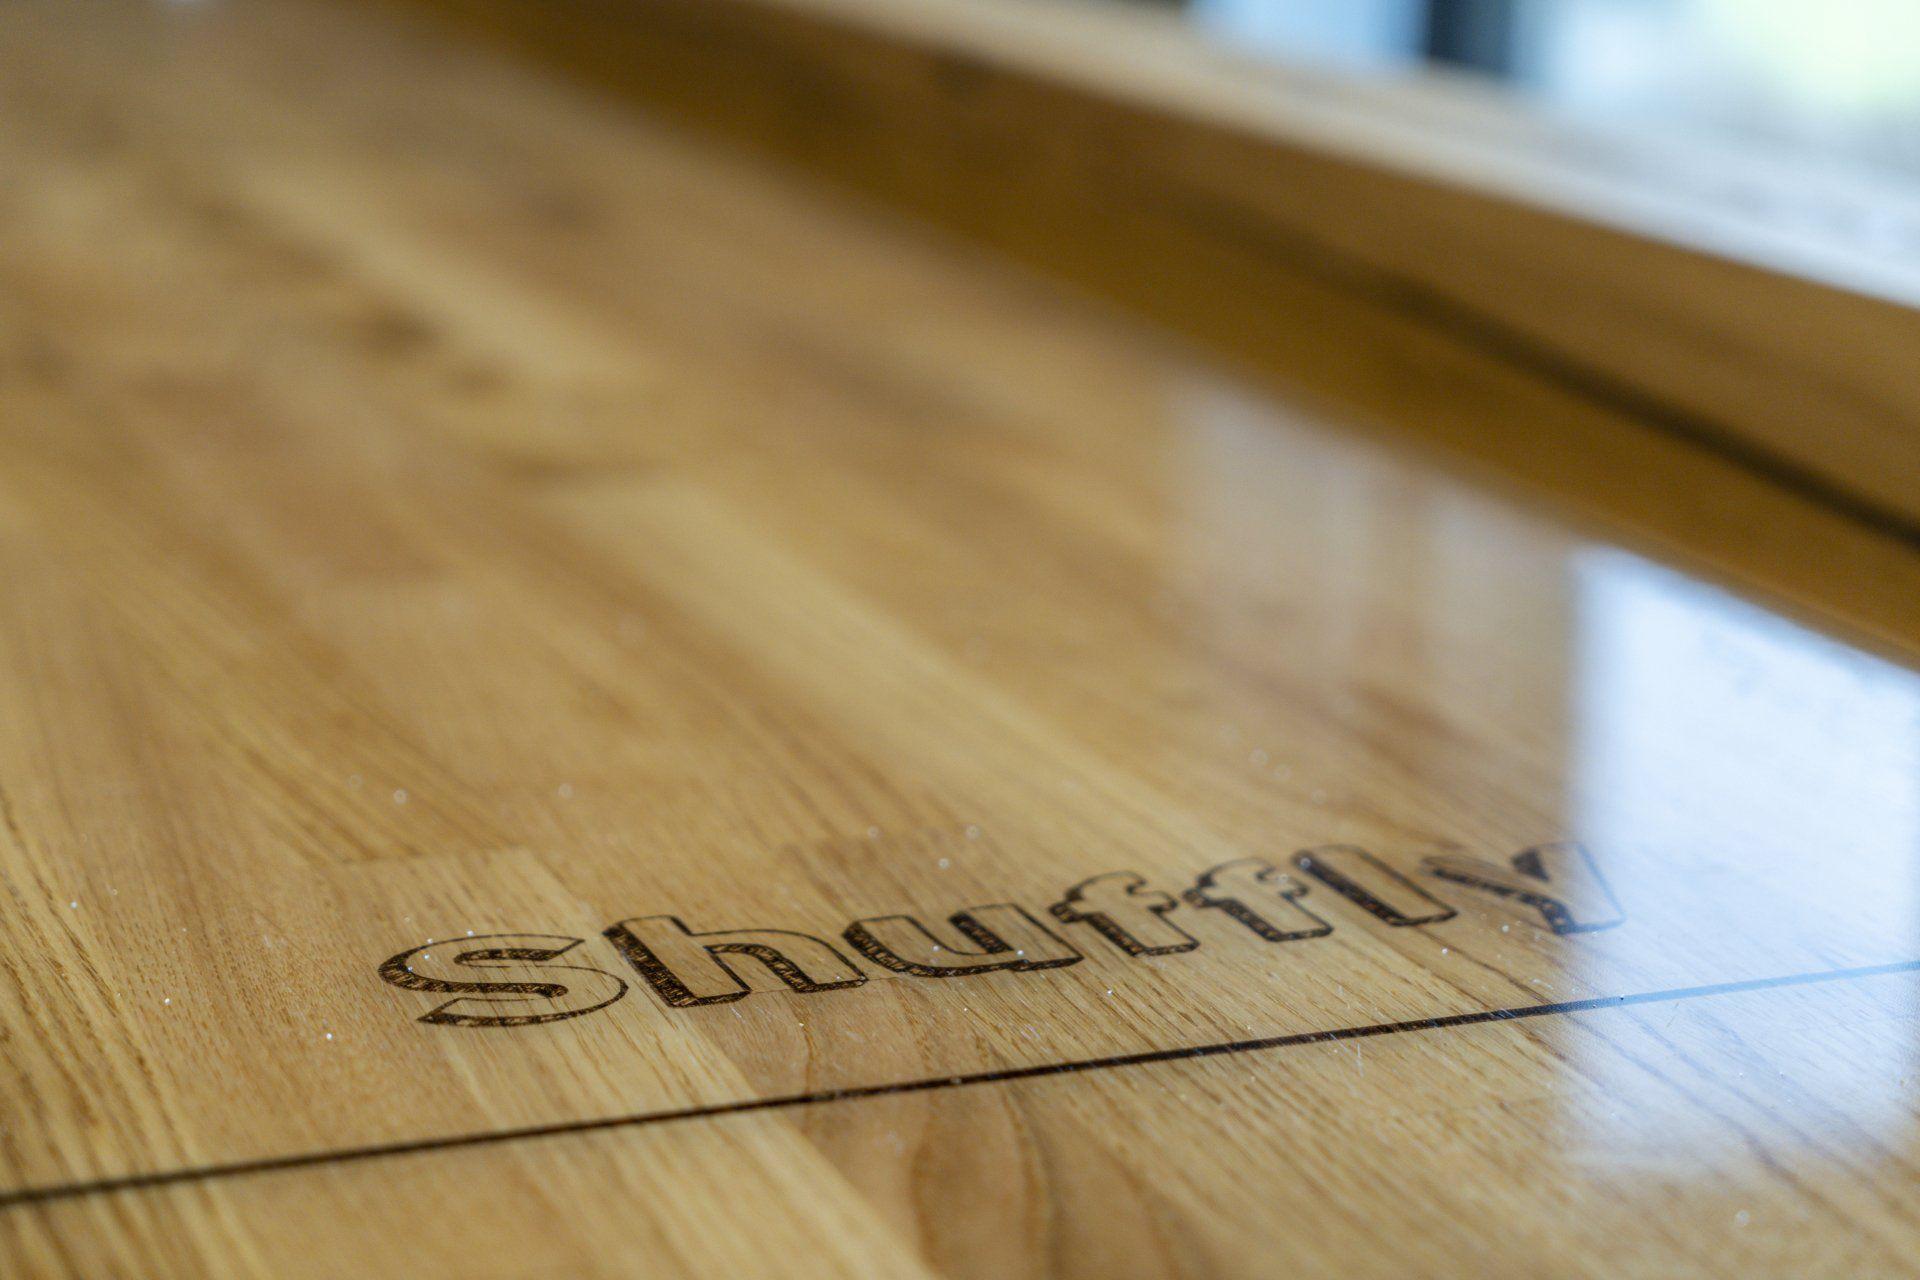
top-left (2, 1), bottom-right (1920, 1276)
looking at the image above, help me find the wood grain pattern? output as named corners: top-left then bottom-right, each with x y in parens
top-left (387, 0), bottom-right (1920, 542)
top-left (4, 0), bottom-right (1920, 1276)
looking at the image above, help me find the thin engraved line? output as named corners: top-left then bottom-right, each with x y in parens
top-left (5, 958), bottom-right (1917, 1210)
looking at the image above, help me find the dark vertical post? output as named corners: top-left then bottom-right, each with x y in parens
top-left (1423, 0), bottom-right (1520, 77)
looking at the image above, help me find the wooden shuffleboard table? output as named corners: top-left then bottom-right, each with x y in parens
top-left (4, 0), bottom-right (1920, 1275)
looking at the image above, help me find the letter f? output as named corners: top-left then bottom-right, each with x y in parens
top-left (1050, 872), bottom-right (1199, 957)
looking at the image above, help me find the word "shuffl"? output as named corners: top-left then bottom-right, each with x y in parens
top-left (377, 842), bottom-right (1624, 1027)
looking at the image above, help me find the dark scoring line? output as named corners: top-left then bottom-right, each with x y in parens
top-left (6, 957), bottom-right (1918, 1211)
top-left (1135, 174), bottom-right (1920, 556)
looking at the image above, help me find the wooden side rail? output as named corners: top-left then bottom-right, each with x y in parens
top-left (387, 0), bottom-right (1920, 543)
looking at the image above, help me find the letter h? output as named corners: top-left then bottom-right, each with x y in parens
top-left (605, 916), bottom-right (868, 1007)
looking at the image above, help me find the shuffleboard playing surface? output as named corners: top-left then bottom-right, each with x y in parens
top-left (3, 1), bottom-right (1920, 1276)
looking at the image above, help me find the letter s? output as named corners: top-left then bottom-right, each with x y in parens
top-left (377, 934), bottom-right (628, 1027)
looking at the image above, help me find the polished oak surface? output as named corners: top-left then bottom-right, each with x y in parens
top-left (3, 0), bottom-right (1920, 1276)
top-left (393, 0), bottom-right (1920, 541)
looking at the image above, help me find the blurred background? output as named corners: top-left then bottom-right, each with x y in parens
top-left (1149, 0), bottom-right (1920, 181)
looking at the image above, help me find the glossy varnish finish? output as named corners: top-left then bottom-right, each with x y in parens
top-left (393, 0), bottom-right (1920, 542)
top-left (2, 1), bottom-right (1920, 1276)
